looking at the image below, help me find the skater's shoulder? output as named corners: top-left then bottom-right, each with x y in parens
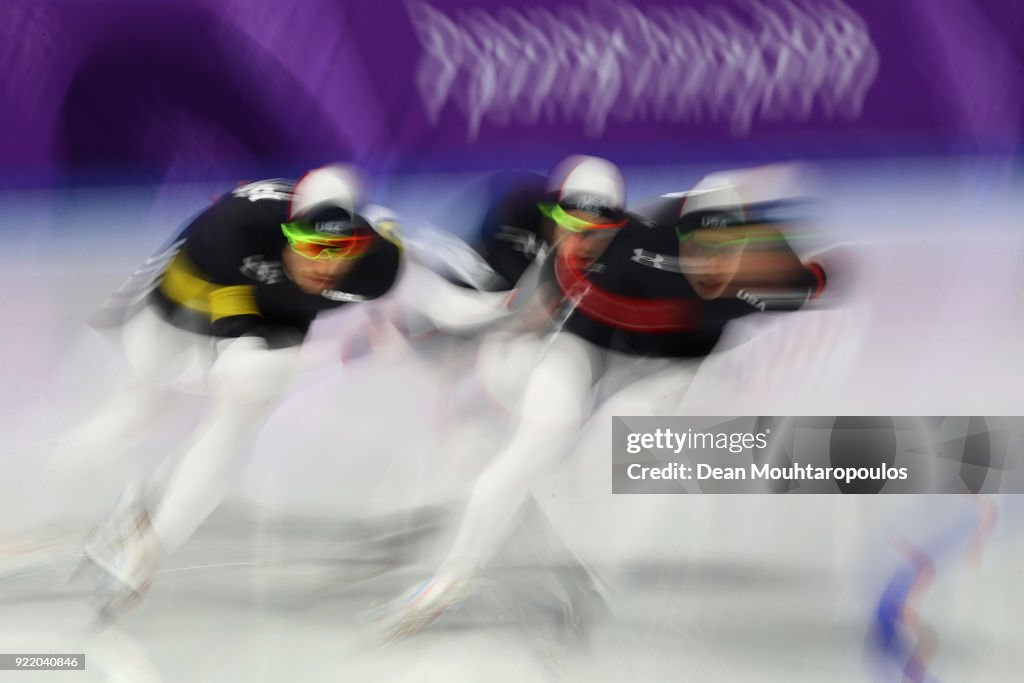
top-left (227, 178), bottom-right (296, 206)
top-left (194, 178), bottom-right (294, 225)
top-left (630, 193), bottom-right (686, 230)
top-left (602, 215), bottom-right (680, 262)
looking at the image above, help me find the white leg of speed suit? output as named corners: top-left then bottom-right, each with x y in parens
top-left (593, 352), bottom-right (699, 417)
top-left (434, 332), bottom-right (603, 579)
top-left (52, 306), bottom-right (205, 522)
top-left (148, 338), bottom-right (300, 555)
top-left (380, 332), bottom-right (603, 638)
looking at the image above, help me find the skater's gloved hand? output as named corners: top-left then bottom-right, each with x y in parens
top-left (210, 336), bottom-right (299, 403)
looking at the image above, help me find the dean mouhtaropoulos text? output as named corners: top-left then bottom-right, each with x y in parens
top-left (625, 462), bottom-right (909, 483)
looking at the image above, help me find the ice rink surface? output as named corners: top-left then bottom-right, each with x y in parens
top-left (1, 159), bottom-right (1022, 681)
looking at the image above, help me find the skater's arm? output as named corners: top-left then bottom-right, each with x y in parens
top-left (731, 225), bottom-right (827, 310)
top-left (394, 260), bottom-right (516, 334)
top-left (174, 199), bottom-right (271, 339)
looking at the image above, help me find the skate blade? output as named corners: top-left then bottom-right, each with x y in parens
top-left (67, 553), bottom-right (94, 585)
top-left (80, 544), bottom-right (148, 595)
top-left (383, 609), bottom-right (448, 645)
top-left (92, 576), bottom-right (147, 623)
top-left (367, 593), bottom-right (466, 646)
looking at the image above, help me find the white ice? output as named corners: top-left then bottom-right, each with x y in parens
top-left (0, 159), bottom-right (1022, 682)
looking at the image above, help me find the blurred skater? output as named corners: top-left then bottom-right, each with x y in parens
top-left (67, 165), bottom-right (402, 616)
top-left (379, 170), bottom-right (830, 640)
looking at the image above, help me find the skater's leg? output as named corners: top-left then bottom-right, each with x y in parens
top-left (437, 332), bottom-right (602, 578)
top-left (148, 339), bottom-right (301, 554)
top-left (379, 333), bottom-right (602, 638)
top-left (85, 339), bottom-right (300, 612)
top-left (50, 307), bottom-right (200, 526)
top-left (57, 306), bottom-right (200, 461)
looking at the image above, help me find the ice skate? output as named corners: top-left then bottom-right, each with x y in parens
top-left (79, 483), bottom-right (164, 619)
top-left (371, 574), bottom-right (475, 643)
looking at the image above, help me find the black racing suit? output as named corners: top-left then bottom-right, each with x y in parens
top-left (539, 218), bottom-right (826, 358)
top-left (445, 171), bottom-right (552, 293)
top-left (110, 179), bottom-right (402, 348)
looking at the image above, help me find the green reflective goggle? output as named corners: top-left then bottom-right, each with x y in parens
top-left (538, 203), bottom-right (626, 233)
top-left (281, 220), bottom-right (360, 242)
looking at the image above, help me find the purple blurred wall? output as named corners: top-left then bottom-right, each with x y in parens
top-left (1, 0), bottom-right (1021, 185)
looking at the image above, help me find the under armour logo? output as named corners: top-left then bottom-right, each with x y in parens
top-left (631, 248), bottom-right (683, 273)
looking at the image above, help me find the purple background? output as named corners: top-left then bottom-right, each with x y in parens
top-left (1, 0), bottom-right (1022, 186)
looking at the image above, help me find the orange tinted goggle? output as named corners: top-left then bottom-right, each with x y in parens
top-left (288, 238), bottom-right (372, 261)
top-left (282, 221), bottom-right (373, 261)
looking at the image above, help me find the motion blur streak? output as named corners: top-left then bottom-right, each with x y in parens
top-left (408, 0), bottom-right (879, 138)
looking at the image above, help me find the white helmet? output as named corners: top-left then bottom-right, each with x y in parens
top-left (549, 155), bottom-right (626, 217)
top-left (678, 173), bottom-right (745, 219)
top-left (289, 164), bottom-right (364, 220)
